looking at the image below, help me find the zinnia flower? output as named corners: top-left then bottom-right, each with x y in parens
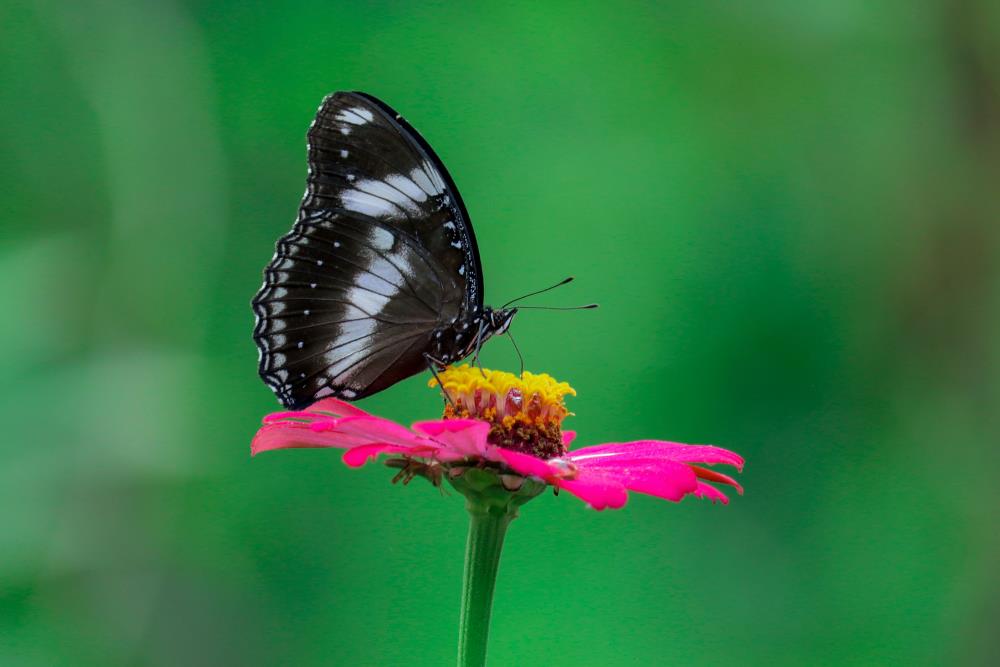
top-left (251, 365), bottom-right (743, 510)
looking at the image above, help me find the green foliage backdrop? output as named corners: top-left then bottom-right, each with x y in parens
top-left (2, 1), bottom-right (998, 665)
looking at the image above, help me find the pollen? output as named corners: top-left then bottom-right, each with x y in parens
top-left (429, 365), bottom-right (575, 459)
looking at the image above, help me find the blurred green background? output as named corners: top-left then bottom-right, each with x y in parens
top-left (3, 1), bottom-right (999, 665)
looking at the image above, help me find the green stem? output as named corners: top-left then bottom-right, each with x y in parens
top-left (457, 501), bottom-right (514, 667)
top-left (449, 467), bottom-right (544, 666)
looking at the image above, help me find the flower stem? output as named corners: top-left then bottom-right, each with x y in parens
top-left (449, 467), bottom-right (544, 666)
top-left (457, 501), bottom-right (514, 667)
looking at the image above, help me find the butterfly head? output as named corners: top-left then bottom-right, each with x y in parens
top-left (486, 306), bottom-right (517, 335)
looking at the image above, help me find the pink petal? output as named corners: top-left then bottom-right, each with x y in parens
top-left (555, 472), bottom-right (628, 510)
top-left (306, 398), bottom-right (373, 418)
top-left (412, 419), bottom-right (492, 460)
top-left (252, 422), bottom-right (352, 455)
top-left (564, 441), bottom-right (744, 505)
top-left (691, 465), bottom-right (743, 494)
top-left (595, 461), bottom-right (699, 502)
top-left (251, 414), bottom-right (429, 456)
top-left (494, 448), bottom-right (637, 510)
top-left (262, 410), bottom-right (320, 425)
top-left (692, 481), bottom-right (731, 504)
top-left (562, 430), bottom-right (577, 447)
top-left (495, 448), bottom-right (559, 479)
top-left (262, 397), bottom-right (371, 424)
top-left (342, 443), bottom-right (440, 468)
top-left (327, 416), bottom-right (428, 448)
top-left (568, 440), bottom-right (744, 471)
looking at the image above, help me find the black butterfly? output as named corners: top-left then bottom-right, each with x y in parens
top-left (252, 92), bottom-right (518, 409)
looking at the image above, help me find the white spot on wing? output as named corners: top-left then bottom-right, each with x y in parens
top-left (422, 160), bottom-right (447, 194)
top-left (385, 173), bottom-right (428, 203)
top-left (346, 264), bottom-right (395, 313)
top-left (335, 107), bottom-right (374, 126)
top-left (409, 166), bottom-right (438, 197)
top-left (356, 107), bottom-right (374, 121)
top-left (360, 256), bottom-right (405, 290)
top-left (324, 336), bottom-right (372, 374)
top-left (338, 190), bottom-right (396, 218)
top-left (352, 178), bottom-right (421, 215)
top-left (370, 226), bottom-right (394, 251)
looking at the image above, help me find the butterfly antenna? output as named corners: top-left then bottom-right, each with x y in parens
top-left (501, 276), bottom-right (574, 309)
top-left (513, 303), bottom-right (599, 311)
top-left (507, 330), bottom-right (525, 378)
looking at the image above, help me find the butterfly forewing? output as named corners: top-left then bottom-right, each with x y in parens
top-left (304, 92), bottom-right (482, 306)
top-left (253, 92), bottom-right (483, 408)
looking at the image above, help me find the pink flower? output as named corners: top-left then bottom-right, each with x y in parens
top-left (251, 367), bottom-right (743, 510)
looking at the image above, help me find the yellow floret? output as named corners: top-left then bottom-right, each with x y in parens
top-left (428, 365), bottom-right (575, 412)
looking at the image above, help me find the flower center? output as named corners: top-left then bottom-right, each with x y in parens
top-left (429, 365), bottom-right (575, 459)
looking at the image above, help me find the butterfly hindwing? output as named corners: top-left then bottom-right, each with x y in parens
top-left (304, 92), bottom-right (482, 309)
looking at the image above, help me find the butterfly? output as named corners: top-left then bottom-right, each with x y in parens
top-left (252, 92), bottom-right (519, 409)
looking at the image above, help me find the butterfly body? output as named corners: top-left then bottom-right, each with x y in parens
top-left (427, 306), bottom-right (517, 367)
top-left (253, 91), bottom-right (514, 408)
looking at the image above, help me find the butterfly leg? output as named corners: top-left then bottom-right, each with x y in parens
top-left (471, 319), bottom-right (487, 377)
top-left (424, 353), bottom-right (458, 410)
